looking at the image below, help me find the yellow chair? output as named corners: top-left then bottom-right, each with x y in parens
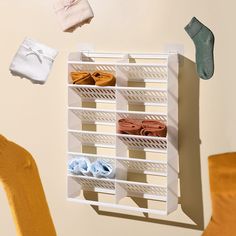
top-left (0, 135), bottom-right (56, 236)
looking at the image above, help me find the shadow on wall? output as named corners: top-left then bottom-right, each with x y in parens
top-left (178, 55), bottom-right (204, 230)
top-left (84, 55), bottom-right (204, 231)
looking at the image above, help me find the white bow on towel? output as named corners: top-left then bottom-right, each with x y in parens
top-left (25, 47), bottom-right (44, 63)
top-left (23, 45), bottom-right (55, 63)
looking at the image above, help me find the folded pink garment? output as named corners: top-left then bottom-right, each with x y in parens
top-left (118, 119), bottom-right (142, 135)
top-left (140, 120), bottom-right (167, 137)
top-left (117, 119), bottom-right (167, 137)
top-left (54, 0), bottom-right (94, 32)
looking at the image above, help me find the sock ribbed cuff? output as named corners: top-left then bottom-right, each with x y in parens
top-left (184, 17), bottom-right (203, 38)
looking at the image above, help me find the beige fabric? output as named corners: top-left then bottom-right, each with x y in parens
top-left (54, 0), bottom-right (94, 32)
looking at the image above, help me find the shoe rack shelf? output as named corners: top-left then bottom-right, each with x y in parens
top-left (69, 85), bottom-right (167, 105)
top-left (67, 51), bottom-right (179, 215)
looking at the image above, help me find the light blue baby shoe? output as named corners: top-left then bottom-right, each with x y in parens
top-left (90, 160), bottom-right (115, 179)
top-left (68, 157), bottom-right (91, 176)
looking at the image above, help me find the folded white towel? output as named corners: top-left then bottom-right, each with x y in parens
top-left (9, 38), bottom-right (58, 84)
top-left (54, 0), bottom-right (94, 32)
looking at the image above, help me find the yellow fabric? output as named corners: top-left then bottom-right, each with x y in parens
top-left (71, 71), bottom-right (95, 85)
top-left (92, 71), bottom-right (116, 86)
top-left (70, 71), bottom-right (116, 86)
top-left (0, 135), bottom-right (56, 236)
top-left (203, 152), bottom-right (236, 236)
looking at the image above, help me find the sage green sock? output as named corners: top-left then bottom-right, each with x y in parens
top-left (185, 17), bottom-right (215, 80)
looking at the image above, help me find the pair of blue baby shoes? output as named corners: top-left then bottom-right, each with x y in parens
top-left (68, 157), bottom-right (115, 179)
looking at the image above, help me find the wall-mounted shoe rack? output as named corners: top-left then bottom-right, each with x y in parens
top-left (67, 51), bottom-right (179, 215)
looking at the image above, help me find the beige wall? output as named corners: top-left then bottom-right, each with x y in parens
top-left (0, 0), bottom-right (235, 235)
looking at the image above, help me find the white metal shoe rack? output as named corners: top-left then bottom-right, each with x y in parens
top-left (67, 51), bottom-right (179, 215)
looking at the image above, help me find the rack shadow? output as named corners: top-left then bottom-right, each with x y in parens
top-left (83, 55), bottom-right (204, 230)
top-left (178, 55), bottom-right (204, 229)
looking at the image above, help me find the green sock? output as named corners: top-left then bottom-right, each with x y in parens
top-left (185, 17), bottom-right (215, 80)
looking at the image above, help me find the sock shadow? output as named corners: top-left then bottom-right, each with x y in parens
top-left (83, 55), bottom-right (204, 230)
